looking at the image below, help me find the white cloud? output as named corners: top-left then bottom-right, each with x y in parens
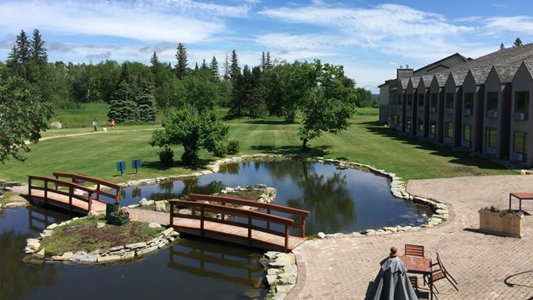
top-left (0, 0), bottom-right (244, 43)
top-left (484, 16), bottom-right (533, 35)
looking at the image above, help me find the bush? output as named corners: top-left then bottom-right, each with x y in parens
top-left (212, 141), bottom-right (228, 157)
top-left (158, 145), bottom-right (174, 167)
top-left (227, 140), bottom-right (240, 155)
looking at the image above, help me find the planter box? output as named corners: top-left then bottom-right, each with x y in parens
top-left (108, 213), bottom-right (130, 226)
top-left (479, 211), bottom-right (523, 238)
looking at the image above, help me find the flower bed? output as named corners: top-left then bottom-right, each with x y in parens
top-left (479, 206), bottom-right (523, 238)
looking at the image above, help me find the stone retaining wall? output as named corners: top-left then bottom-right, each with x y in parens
top-left (24, 218), bottom-right (180, 264)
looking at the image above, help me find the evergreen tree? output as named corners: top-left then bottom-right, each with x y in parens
top-left (29, 29), bottom-right (47, 65)
top-left (175, 43), bottom-right (188, 79)
top-left (500, 43), bottom-right (505, 50)
top-left (107, 80), bottom-right (139, 123)
top-left (513, 38), bottom-right (523, 47)
top-left (223, 52), bottom-right (230, 81)
top-left (6, 30), bottom-right (31, 79)
top-left (230, 50), bottom-right (240, 81)
top-left (209, 56), bottom-right (219, 82)
top-left (248, 66), bottom-right (266, 117)
top-left (136, 85), bottom-right (158, 122)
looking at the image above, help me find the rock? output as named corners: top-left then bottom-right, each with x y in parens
top-left (46, 223), bottom-right (58, 230)
top-left (35, 248), bottom-right (46, 258)
top-left (109, 246), bottom-right (124, 252)
top-left (96, 222), bottom-right (106, 229)
top-left (282, 265), bottom-right (298, 274)
top-left (266, 274), bottom-right (278, 286)
top-left (52, 252), bottom-right (73, 261)
top-left (275, 285), bottom-right (293, 293)
top-left (125, 242), bottom-right (147, 249)
top-left (26, 238), bottom-right (40, 250)
top-left (136, 245), bottom-right (158, 256)
top-left (149, 222), bottom-right (161, 229)
top-left (317, 232), bottom-right (326, 239)
top-left (98, 255), bottom-right (121, 263)
top-left (120, 252), bottom-right (135, 260)
top-left (50, 121), bottom-right (62, 129)
top-left (139, 198), bottom-right (149, 206)
top-left (264, 251), bottom-right (279, 260)
top-left (169, 231), bottom-right (179, 238)
top-left (155, 201), bottom-right (166, 212)
top-left (161, 228), bottom-right (174, 237)
top-left (5, 202), bottom-right (27, 208)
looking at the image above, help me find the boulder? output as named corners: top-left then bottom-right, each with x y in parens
top-left (139, 198), bottom-right (149, 206)
top-left (50, 121), bottom-right (62, 129)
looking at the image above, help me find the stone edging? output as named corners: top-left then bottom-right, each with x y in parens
top-left (24, 217), bottom-right (180, 264)
top-left (262, 251), bottom-right (298, 300)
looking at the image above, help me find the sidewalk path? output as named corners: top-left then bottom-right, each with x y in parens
top-left (288, 175), bottom-right (533, 300)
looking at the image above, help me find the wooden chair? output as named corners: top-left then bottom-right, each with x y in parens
top-left (424, 253), bottom-right (459, 293)
top-left (405, 244), bottom-right (425, 257)
top-left (409, 276), bottom-right (419, 290)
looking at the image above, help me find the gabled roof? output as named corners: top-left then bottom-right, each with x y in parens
top-left (408, 78), bottom-right (419, 89)
top-left (491, 65), bottom-right (521, 83)
top-left (466, 68), bottom-right (491, 85)
top-left (398, 78), bottom-right (410, 90)
top-left (414, 53), bottom-right (469, 75)
top-left (418, 75), bottom-right (433, 88)
top-left (432, 72), bottom-right (449, 87)
top-left (449, 70), bottom-right (469, 86)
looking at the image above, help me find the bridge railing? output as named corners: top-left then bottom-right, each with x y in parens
top-left (188, 193), bottom-right (310, 237)
top-left (169, 200), bottom-right (296, 251)
top-left (52, 172), bottom-right (121, 204)
top-left (28, 175), bottom-right (96, 212)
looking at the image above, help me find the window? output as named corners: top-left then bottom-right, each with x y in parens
top-left (406, 117), bottom-right (412, 128)
top-left (487, 92), bottom-right (499, 111)
top-left (445, 93), bottom-right (454, 110)
top-left (407, 94), bottom-right (413, 110)
top-left (445, 122), bottom-right (453, 138)
top-left (514, 132), bottom-right (527, 155)
top-left (418, 94), bottom-right (424, 108)
top-left (418, 118), bottom-right (423, 132)
top-left (430, 120), bottom-right (437, 135)
top-left (486, 128), bottom-right (497, 148)
top-left (515, 91), bottom-right (529, 120)
top-left (430, 93), bottom-right (438, 111)
top-left (464, 92), bottom-right (474, 111)
top-left (463, 125), bottom-right (472, 142)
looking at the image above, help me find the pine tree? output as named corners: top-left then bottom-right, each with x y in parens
top-left (108, 80), bottom-right (139, 123)
top-left (6, 30), bottom-right (31, 79)
top-left (500, 43), bottom-right (505, 50)
top-left (223, 52), bottom-right (230, 81)
top-left (230, 50), bottom-right (240, 81)
top-left (29, 29), bottom-right (47, 65)
top-left (175, 43), bottom-right (188, 79)
top-left (513, 38), bottom-right (523, 47)
top-left (209, 56), bottom-right (219, 82)
top-left (137, 85), bottom-right (158, 122)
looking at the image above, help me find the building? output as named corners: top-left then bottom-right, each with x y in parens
top-left (378, 44), bottom-right (533, 167)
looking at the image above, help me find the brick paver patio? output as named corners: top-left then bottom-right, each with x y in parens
top-left (287, 175), bottom-right (533, 300)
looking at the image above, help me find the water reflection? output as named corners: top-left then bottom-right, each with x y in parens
top-left (168, 237), bottom-right (265, 288)
top-left (0, 207), bottom-right (266, 300)
top-left (286, 164), bottom-right (355, 234)
top-left (120, 161), bottom-right (432, 234)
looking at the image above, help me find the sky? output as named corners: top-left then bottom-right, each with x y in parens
top-left (1, 0), bottom-right (532, 93)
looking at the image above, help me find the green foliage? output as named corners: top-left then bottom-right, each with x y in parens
top-left (150, 105), bottom-right (229, 167)
top-left (296, 60), bottom-right (358, 150)
top-left (0, 76), bottom-right (54, 163)
top-left (158, 145), bottom-right (174, 167)
top-left (227, 140), bottom-right (240, 155)
top-left (175, 43), bottom-right (188, 79)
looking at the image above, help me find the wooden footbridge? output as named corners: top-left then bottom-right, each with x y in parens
top-left (169, 194), bottom-right (310, 252)
top-left (28, 172), bottom-right (121, 215)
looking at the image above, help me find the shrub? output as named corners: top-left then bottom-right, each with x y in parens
top-left (158, 145), bottom-right (174, 167)
top-left (227, 140), bottom-right (240, 155)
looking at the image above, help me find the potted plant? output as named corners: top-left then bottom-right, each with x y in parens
top-left (479, 205), bottom-right (524, 238)
top-left (107, 206), bottom-right (130, 226)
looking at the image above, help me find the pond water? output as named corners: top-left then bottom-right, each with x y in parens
top-left (1, 161), bottom-right (432, 300)
top-left (121, 161), bottom-right (432, 234)
top-left (0, 206), bottom-right (267, 300)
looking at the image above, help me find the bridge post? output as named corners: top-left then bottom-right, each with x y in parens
top-left (248, 215), bottom-right (252, 247)
top-left (200, 205), bottom-right (205, 238)
top-left (285, 224), bottom-right (289, 252)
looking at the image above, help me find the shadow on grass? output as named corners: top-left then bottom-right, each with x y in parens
top-left (250, 145), bottom-right (331, 157)
top-left (362, 121), bottom-right (509, 172)
top-left (141, 158), bottom-right (213, 171)
top-left (243, 119), bottom-right (289, 125)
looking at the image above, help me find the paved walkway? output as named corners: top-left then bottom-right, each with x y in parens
top-left (287, 175), bottom-right (533, 300)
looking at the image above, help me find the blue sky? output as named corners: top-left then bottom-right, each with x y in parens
top-left (1, 0), bottom-right (532, 92)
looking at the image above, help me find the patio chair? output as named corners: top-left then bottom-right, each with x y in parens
top-left (424, 252), bottom-right (459, 293)
top-left (405, 244), bottom-right (425, 257)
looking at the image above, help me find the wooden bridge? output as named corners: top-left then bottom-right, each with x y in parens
top-left (28, 172), bottom-right (121, 215)
top-left (169, 193), bottom-right (310, 252)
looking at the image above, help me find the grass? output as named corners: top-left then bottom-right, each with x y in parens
top-left (39, 215), bottom-right (163, 256)
top-left (0, 107), bottom-right (515, 183)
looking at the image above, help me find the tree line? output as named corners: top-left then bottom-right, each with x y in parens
top-left (1, 29), bottom-right (372, 166)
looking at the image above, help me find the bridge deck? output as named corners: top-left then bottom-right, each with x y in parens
top-left (30, 190), bottom-right (107, 214)
top-left (172, 218), bottom-right (306, 252)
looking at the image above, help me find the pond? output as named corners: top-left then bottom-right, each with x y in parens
top-left (1, 160), bottom-right (432, 300)
top-left (121, 161), bottom-right (432, 234)
top-left (0, 206), bottom-right (267, 300)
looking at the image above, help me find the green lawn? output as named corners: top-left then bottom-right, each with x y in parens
top-left (0, 107), bottom-right (514, 183)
